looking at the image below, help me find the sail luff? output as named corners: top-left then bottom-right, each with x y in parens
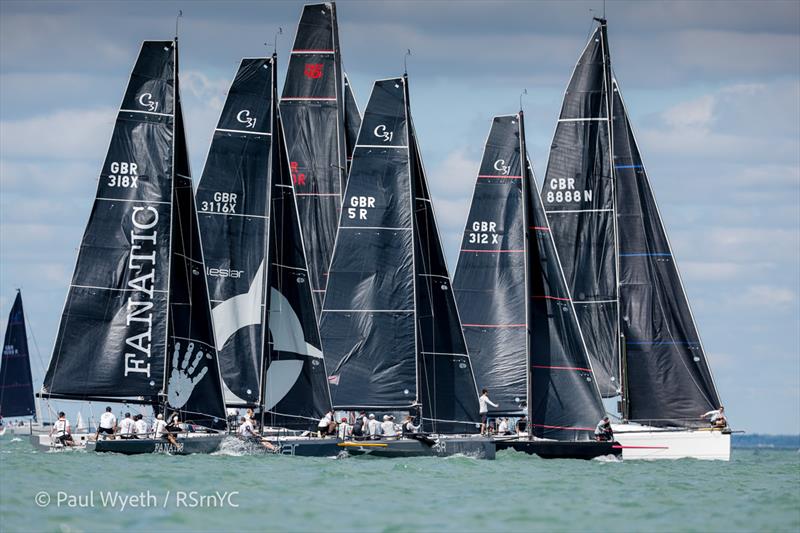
top-left (519, 112), bottom-right (534, 421)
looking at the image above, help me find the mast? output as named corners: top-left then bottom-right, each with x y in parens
top-left (0, 290), bottom-right (36, 418)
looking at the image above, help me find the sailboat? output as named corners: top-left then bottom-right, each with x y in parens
top-left (453, 113), bottom-right (619, 459)
top-left (543, 18), bottom-right (730, 460)
top-left (319, 75), bottom-right (494, 459)
top-left (196, 54), bottom-right (342, 457)
top-left (281, 2), bottom-right (362, 317)
top-left (1, 290), bottom-right (36, 429)
top-left (39, 39), bottom-right (229, 455)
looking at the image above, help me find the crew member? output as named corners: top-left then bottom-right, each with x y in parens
top-left (96, 406), bottom-right (117, 440)
top-left (479, 389), bottom-right (499, 436)
top-left (595, 416), bottom-right (613, 442)
top-left (51, 412), bottom-right (74, 446)
top-left (701, 406), bottom-right (727, 428)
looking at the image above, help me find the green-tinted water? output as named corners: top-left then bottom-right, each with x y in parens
top-left (1, 436), bottom-right (798, 532)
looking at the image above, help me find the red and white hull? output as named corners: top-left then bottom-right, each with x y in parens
top-left (611, 423), bottom-right (730, 460)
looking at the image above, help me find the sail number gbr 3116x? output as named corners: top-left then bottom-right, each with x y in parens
top-left (200, 192), bottom-right (238, 214)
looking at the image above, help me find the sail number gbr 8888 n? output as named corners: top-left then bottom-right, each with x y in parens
top-left (545, 178), bottom-right (593, 204)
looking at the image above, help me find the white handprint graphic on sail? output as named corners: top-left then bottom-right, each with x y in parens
top-left (167, 341), bottom-right (211, 409)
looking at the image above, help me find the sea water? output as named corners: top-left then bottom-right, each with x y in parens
top-left (1, 436), bottom-right (798, 532)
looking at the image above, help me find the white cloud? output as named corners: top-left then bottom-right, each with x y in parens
top-left (0, 107), bottom-right (114, 160)
top-left (727, 284), bottom-right (796, 310)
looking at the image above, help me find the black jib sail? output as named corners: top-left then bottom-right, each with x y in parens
top-left (321, 76), bottom-right (480, 432)
top-left (196, 58), bottom-right (273, 407)
top-left (542, 22), bottom-right (620, 397)
top-left (196, 55), bottom-right (331, 428)
top-left (612, 79), bottom-right (720, 426)
top-left (42, 40), bottom-right (226, 429)
top-left (281, 2), bottom-right (360, 316)
top-left (0, 291), bottom-right (36, 418)
top-left (453, 116), bottom-right (527, 415)
top-left (454, 114), bottom-right (604, 440)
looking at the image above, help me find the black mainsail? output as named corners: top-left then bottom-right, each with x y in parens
top-left (0, 291), bottom-right (36, 419)
top-left (454, 114), bottom-right (604, 440)
top-left (196, 55), bottom-right (330, 429)
top-left (544, 19), bottom-right (722, 427)
top-left (281, 2), bottom-right (360, 316)
top-left (321, 76), bottom-right (480, 433)
top-left (42, 40), bottom-right (226, 429)
top-left (196, 58), bottom-right (273, 407)
top-left (542, 22), bottom-right (619, 397)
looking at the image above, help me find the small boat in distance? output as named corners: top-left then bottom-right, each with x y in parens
top-left (1, 290), bottom-right (37, 430)
top-left (40, 38), bottom-right (229, 455)
top-left (320, 74), bottom-right (494, 459)
top-left (543, 18), bottom-right (730, 460)
top-left (453, 113), bottom-right (618, 460)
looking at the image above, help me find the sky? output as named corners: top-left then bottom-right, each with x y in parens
top-left (0, 0), bottom-right (798, 434)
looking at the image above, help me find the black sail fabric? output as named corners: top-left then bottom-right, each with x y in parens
top-left (410, 118), bottom-right (480, 434)
top-left (262, 109), bottom-right (332, 430)
top-left (524, 125), bottom-right (605, 440)
top-left (0, 292), bottom-right (35, 418)
top-left (196, 58), bottom-right (273, 407)
top-left (453, 116), bottom-right (527, 415)
top-left (542, 25), bottom-right (620, 397)
top-left (343, 74), bottom-right (362, 172)
top-left (281, 2), bottom-right (350, 316)
top-left (43, 41), bottom-right (175, 401)
top-left (612, 80), bottom-right (721, 426)
top-left (164, 92), bottom-right (227, 430)
top-left (320, 78), bottom-right (417, 410)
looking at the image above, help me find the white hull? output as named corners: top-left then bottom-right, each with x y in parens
top-left (30, 432), bottom-right (93, 452)
top-left (611, 423), bottom-right (730, 460)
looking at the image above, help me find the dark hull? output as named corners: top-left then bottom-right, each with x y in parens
top-left (494, 439), bottom-right (621, 460)
top-left (339, 436), bottom-right (495, 459)
top-left (88, 435), bottom-right (225, 455)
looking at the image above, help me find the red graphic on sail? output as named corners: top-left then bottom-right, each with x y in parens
top-left (304, 64), bottom-right (324, 79)
top-left (290, 162), bottom-right (307, 186)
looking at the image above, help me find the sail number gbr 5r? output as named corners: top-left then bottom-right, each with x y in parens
top-left (200, 192), bottom-right (238, 214)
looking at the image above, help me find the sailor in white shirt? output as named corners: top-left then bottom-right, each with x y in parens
top-left (367, 414), bottom-right (381, 439)
top-left (152, 413), bottom-right (168, 439)
top-left (317, 410), bottom-right (333, 438)
top-left (337, 417), bottom-right (352, 440)
top-left (51, 412), bottom-right (74, 446)
top-left (497, 418), bottom-right (510, 435)
top-left (478, 389), bottom-right (499, 436)
top-left (380, 415), bottom-right (397, 438)
top-left (701, 406), bottom-right (727, 428)
top-left (96, 406), bottom-right (117, 440)
top-left (133, 414), bottom-right (149, 439)
top-left (117, 412), bottom-right (136, 439)
top-left (237, 417), bottom-right (256, 438)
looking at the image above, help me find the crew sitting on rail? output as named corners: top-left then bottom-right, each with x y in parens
top-left (701, 406), bottom-right (727, 428)
top-left (381, 415), bottom-right (397, 438)
top-left (51, 412), bottom-right (74, 446)
top-left (133, 414), bottom-right (149, 439)
top-left (118, 412), bottom-right (136, 439)
top-left (317, 410), bottom-right (334, 438)
top-left (367, 414), bottom-right (381, 439)
top-left (497, 417), bottom-right (511, 436)
top-left (237, 416), bottom-right (256, 438)
top-left (163, 414), bottom-right (181, 446)
top-left (337, 417), bottom-right (352, 440)
top-left (594, 416), bottom-right (614, 442)
top-left (516, 415), bottom-right (527, 436)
